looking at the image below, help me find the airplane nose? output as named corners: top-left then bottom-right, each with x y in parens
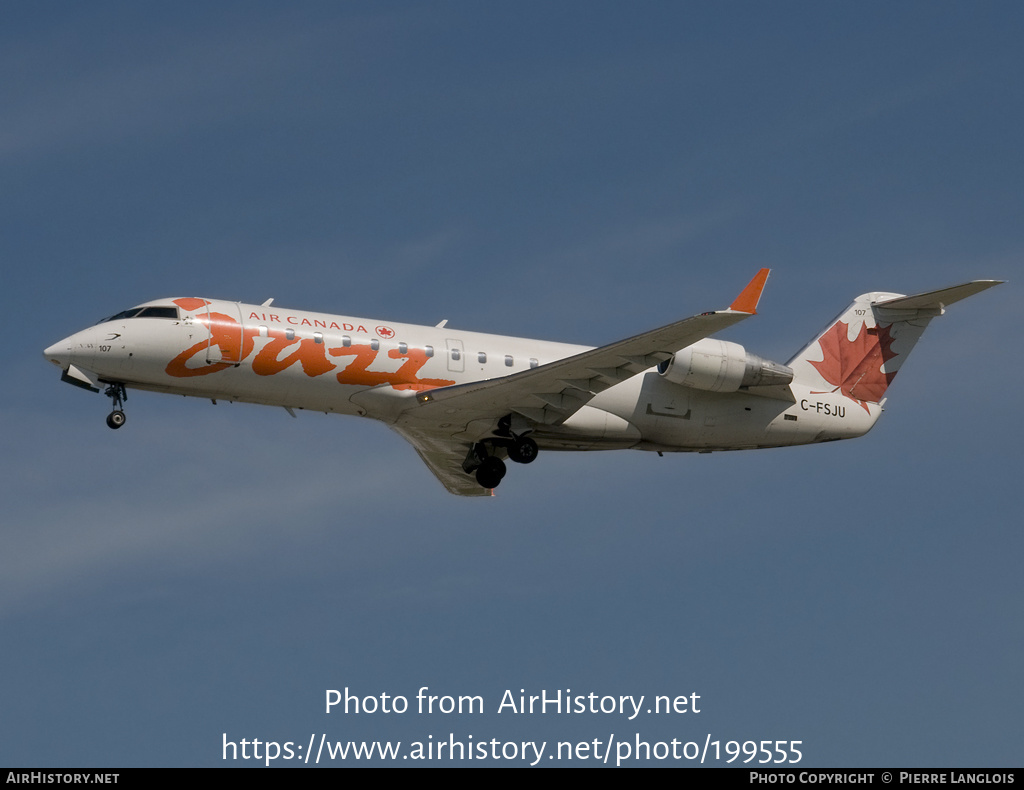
top-left (43, 340), bottom-right (68, 367)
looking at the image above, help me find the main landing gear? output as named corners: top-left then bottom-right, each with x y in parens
top-left (475, 455), bottom-right (506, 490)
top-left (507, 435), bottom-right (538, 464)
top-left (104, 383), bottom-right (127, 430)
top-left (466, 434), bottom-right (539, 490)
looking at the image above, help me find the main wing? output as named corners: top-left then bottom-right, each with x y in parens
top-left (394, 270), bottom-right (771, 496)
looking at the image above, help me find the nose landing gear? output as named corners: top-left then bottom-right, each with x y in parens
top-left (104, 383), bottom-right (127, 430)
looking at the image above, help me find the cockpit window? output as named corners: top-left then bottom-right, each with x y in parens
top-left (136, 306), bottom-right (179, 319)
top-left (100, 308), bottom-right (142, 322)
top-left (99, 306), bottom-right (179, 323)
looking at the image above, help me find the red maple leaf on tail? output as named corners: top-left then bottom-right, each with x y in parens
top-left (809, 320), bottom-right (898, 412)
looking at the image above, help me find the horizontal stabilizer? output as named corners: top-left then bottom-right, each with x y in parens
top-left (875, 280), bottom-right (1004, 311)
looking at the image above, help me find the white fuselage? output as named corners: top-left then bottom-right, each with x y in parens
top-left (43, 296), bottom-right (877, 453)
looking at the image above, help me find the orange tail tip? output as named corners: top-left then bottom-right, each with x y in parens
top-left (729, 268), bottom-right (771, 314)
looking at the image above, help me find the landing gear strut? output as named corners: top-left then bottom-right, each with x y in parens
top-left (104, 383), bottom-right (127, 430)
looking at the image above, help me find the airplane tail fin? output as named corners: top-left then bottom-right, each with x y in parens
top-left (786, 280), bottom-right (1003, 410)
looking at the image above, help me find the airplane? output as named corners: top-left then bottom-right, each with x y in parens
top-left (43, 271), bottom-right (1002, 496)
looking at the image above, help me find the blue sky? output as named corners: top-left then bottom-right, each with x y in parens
top-left (2, 2), bottom-right (1021, 767)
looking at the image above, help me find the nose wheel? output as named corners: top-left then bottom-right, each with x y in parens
top-left (103, 383), bottom-right (127, 430)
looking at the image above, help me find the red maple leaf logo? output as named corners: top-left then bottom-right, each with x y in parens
top-left (809, 320), bottom-right (898, 412)
top-left (376, 325), bottom-right (395, 339)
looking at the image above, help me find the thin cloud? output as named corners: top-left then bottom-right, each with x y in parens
top-left (0, 12), bottom-right (411, 162)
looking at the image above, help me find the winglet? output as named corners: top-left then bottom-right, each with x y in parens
top-left (729, 268), bottom-right (771, 314)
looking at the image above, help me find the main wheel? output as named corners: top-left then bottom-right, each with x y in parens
top-left (475, 456), bottom-right (507, 489)
top-left (106, 410), bottom-right (126, 429)
top-left (508, 436), bottom-right (538, 464)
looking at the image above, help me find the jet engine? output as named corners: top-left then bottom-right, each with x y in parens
top-left (657, 339), bottom-right (794, 393)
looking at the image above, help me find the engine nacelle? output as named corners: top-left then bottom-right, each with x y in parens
top-left (657, 339), bottom-right (794, 393)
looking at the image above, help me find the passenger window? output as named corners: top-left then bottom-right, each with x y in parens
top-left (341, 336), bottom-right (351, 347)
top-left (505, 355), bottom-right (514, 367)
top-left (478, 352), bottom-right (487, 364)
top-left (529, 358), bottom-right (539, 368)
top-left (451, 348), bottom-right (461, 361)
top-left (314, 332), bottom-right (323, 344)
top-left (258, 326), bottom-right (268, 338)
top-left (370, 339), bottom-right (380, 351)
top-left (285, 328), bottom-right (295, 340)
top-left (425, 346), bottom-right (434, 358)
top-left (398, 342), bottom-right (408, 354)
